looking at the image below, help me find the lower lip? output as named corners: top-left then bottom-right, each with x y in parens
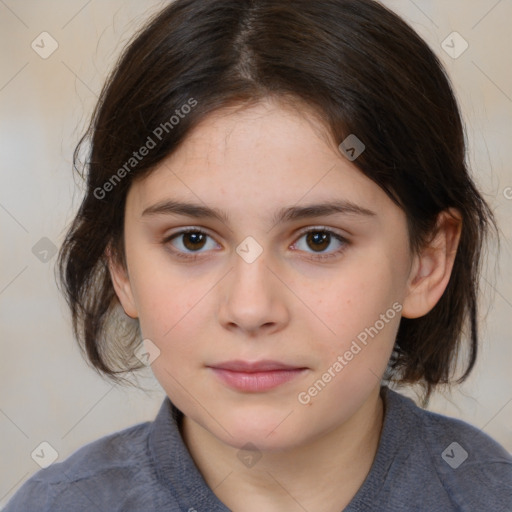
top-left (210, 368), bottom-right (306, 392)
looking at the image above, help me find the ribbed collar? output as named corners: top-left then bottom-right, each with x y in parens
top-left (149, 397), bottom-right (231, 511)
top-left (148, 386), bottom-right (414, 511)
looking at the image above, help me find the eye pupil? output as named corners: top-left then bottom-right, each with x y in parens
top-left (307, 231), bottom-right (330, 252)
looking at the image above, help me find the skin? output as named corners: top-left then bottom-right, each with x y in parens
top-left (109, 98), bottom-right (461, 512)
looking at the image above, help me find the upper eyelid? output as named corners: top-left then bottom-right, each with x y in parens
top-left (295, 225), bottom-right (348, 238)
top-left (166, 225), bottom-right (348, 237)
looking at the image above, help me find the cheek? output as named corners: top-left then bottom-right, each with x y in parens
top-left (320, 256), bottom-right (401, 329)
top-left (305, 247), bottom-right (405, 375)
top-left (126, 247), bottom-right (210, 347)
top-left (134, 270), bottom-right (206, 396)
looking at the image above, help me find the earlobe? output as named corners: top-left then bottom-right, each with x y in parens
top-left (402, 209), bottom-right (462, 319)
top-left (106, 245), bottom-right (139, 319)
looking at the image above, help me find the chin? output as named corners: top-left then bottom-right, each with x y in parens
top-left (212, 407), bottom-right (307, 452)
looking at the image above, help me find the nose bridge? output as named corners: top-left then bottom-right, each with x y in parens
top-left (229, 246), bottom-right (274, 303)
top-left (231, 233), bottom-right (272, 291)
top-left (218, 243), bottom-right (288, 333)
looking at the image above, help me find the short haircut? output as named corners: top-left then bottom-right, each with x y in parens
top-left (57, 0), bottom-right (497, 403)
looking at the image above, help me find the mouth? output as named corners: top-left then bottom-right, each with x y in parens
top-left (207, 360), bottom-right (308, 392)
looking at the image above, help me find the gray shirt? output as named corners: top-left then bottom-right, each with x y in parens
top-left (4, 387), bottom-right (512, 511)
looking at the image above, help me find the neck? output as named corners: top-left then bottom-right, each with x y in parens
top-left (181, 385), bottom-right (385, 512)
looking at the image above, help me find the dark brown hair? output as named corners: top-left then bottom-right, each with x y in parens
top-left (57, 0), bottom-right (496, 403)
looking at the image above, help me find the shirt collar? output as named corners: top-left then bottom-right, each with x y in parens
top-left (148, 386), bottom-right (411, 511)
top-left (149, 397), bottom-right (231, 511)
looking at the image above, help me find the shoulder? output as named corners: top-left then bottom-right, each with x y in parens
top-left (386, 387), bottom-right (512, 511)
top-left (3, 420), bottom-right (168, 512)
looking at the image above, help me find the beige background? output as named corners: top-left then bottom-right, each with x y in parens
top-left (1, 0), bottom-right (511, 506)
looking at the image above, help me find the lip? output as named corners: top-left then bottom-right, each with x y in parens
top-left (209, 359), bottom-right (304, 372)
top-left (207, 360), bottom-right (308, 392)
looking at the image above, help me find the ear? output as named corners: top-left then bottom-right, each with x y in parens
top-left (402, 209), bottom-right (462, 319)
top-left (106, 245), bottom-right (138, 319)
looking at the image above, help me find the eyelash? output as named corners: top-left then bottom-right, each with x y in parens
top-left (162, 227), bottom-right (349, 262)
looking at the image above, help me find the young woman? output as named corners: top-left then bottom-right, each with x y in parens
top-left (5, 0), bottom-right (511, 510)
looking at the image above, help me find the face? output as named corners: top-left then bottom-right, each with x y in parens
top-left (111, 99), bottom-right (418, 451)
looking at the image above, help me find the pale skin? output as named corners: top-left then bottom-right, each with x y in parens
top-left (109, 98), bottom-right (462, 512)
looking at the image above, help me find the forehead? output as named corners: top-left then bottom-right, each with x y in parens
top-left (126, 100), bottom-right (397, 225)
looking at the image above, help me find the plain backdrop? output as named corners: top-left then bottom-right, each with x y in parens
top-left (1, 0), bottom-right (511, 507)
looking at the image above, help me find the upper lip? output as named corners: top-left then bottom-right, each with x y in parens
top-left (208, 360), bottom-right (305, 372)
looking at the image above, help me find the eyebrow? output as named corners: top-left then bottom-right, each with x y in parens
top-left (141, 199), bottom-right (376, 226)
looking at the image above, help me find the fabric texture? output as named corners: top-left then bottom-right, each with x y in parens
top-left (4, 386), bottom-right (512, 511)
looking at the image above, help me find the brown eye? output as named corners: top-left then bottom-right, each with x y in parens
top-left (181, 232), bottom-right (207, 251)
top-left (164, 229), bottom-right (219, 258)
top-left (292, 228), bottom-right (349, 261)
top-left (305, 231), bottom-right (331, 252)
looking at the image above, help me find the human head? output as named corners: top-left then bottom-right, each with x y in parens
top-left (57, 0), bottom-right (495, 407)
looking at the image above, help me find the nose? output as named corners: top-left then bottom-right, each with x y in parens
top-left (217, 251), bottom-right (289, 337)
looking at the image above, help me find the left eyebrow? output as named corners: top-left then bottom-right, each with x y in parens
top-left (272, 201), bottom-right (376, 225)
top-left (141, 199), bottom-right (376, 226)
